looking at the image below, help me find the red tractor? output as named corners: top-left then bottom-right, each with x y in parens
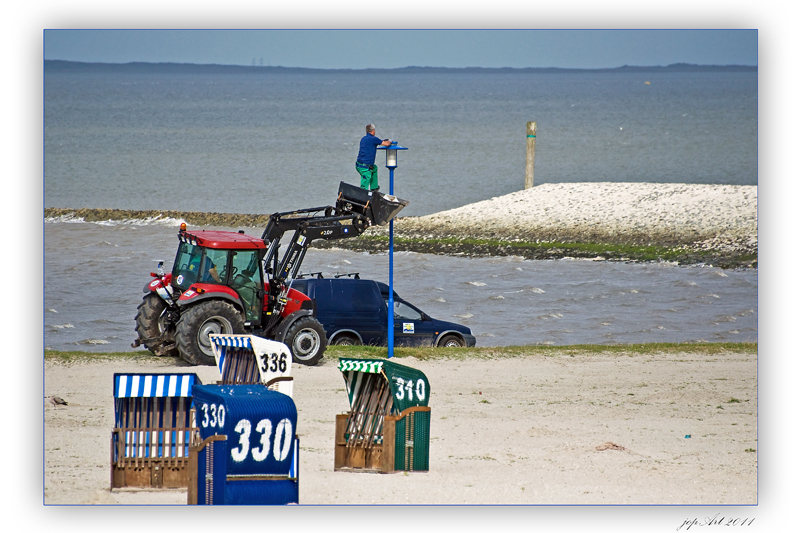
top-left (133, 182), bottom-right (407, 366)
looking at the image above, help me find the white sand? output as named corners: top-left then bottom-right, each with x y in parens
top-left (44, 348), bottom-right (756, 505)
top-left (392, 183), bottom-right (757, 253)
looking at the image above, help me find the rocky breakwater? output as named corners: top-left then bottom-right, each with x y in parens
top-left (315, 183), bottom-right (758, 269)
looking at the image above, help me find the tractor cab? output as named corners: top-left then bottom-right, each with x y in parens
top-left (172, 226), bottom-right (268, 324)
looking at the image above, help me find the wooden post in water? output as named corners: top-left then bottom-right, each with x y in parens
top-left (525, 121), bottom-right (537, 189)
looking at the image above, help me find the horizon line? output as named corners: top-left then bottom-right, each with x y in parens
top-left (43, 59), bottom-right (758, 71)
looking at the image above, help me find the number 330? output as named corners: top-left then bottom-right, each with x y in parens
top-left (230, 418), bottom-right (293, 463)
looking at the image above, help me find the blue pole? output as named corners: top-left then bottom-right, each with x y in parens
top-left (388, 167), bottom-right (395, 358)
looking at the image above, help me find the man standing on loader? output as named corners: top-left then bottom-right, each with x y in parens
top-left (355, 124), bottom-right (391, 191)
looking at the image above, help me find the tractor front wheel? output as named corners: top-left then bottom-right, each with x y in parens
top-left (284, 316), bottom-right (327, 366)
top-left (135, 294), bottom-right (178, 358)
top-left (175, 300), bottom-right (245, 366)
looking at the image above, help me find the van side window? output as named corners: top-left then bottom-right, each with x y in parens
top-left (392, 300), bottom-right (422, 321)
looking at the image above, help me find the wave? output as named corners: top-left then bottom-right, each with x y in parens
top-left (78, 339), bottom-right (110, 345)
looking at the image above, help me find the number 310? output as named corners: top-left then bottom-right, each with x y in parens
top-left (394, 378), bottom-right (426, 401)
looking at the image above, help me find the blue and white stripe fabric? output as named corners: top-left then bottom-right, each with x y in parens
top-left (211, 334), bottom-right (253, 375)
top-left (114, 374), bottom-right (196, 398)
top-left (212, 335), bottom-right (253, 349)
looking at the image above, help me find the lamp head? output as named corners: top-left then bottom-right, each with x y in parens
top-left (378, 141), bottom-right (408, 169)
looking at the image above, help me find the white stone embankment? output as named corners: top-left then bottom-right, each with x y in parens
top-left (390, 182), bottom-right (757, 254)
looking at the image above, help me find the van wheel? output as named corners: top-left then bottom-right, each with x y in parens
top-left (438, 334), bottom-right (465, 348)
top-left (332, 333), bottom-right (361, 346)
top-left (285, 316), bottom-right (327, 366)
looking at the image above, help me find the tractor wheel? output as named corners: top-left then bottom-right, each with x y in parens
top-left (437, 334), bottom-right (465, 348)
top-left (175, 300), bottom-right (245, 366)
top-left (284, 316), bottom-right (327, 366)
top-left (135, 294), bottom-right (178, 357)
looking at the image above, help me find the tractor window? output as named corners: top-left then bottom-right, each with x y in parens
top-left (229, 250), bottom-right (263, 323)
top-left (172, 242), bottom-right (202, 289)
top-left (204, 249), bottom-right (229, 284)
top-left (171, 243), bottom-right (229, 289)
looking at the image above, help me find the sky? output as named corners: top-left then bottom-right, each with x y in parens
top-left (43, 29), bottom-right (757, 70)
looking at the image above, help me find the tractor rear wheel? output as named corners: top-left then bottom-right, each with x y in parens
top-left (175, 300), bottom-right (245, 366)
top-left (135, 294), bottom-right (178, 357)
top-left (284, 316), bottom-right (327, 366)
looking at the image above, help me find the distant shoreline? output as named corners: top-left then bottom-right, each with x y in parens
top-left (43, 59), bottom-right (758, 74)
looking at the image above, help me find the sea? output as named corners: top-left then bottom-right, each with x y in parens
top-left (43, 61), bottom-right (758, 352)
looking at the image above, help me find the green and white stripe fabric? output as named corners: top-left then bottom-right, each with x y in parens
top-left (338, 358), bottom-right (430, 412)
top-left (338, 359), bottom-right (384, 374)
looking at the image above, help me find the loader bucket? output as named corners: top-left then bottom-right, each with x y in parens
top-left (337, 181), bottom-right (409, 226)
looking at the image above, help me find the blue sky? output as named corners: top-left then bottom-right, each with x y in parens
top-left (43, 29), bottom-right (757, 69)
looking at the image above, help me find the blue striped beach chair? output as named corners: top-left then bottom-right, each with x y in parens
top-left (210, 334), bottom-right (293, 396)
top-left (110, 373), bottom-right (200, 489)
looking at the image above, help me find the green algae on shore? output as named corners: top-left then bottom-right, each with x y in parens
top-left (311, 233), bottom-right (757, 269)
top-left (45, 342), bottom-right (758, 364)
top-left (44, 206), bottom-right (757, 269)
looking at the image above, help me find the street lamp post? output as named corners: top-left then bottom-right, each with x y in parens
top-left (377, 141), bottom-right (408, 359)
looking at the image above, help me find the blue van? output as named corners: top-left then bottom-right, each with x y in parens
top-left (290, 277), bottom-right (476, 348)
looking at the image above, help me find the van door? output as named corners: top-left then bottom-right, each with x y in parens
top-left (302, 279), bottom-right (332, 330)
top-left (391, 299), bottom-right (436, 347)
top-left (313, 280), bottom-right (384, 346)
top-left (340, 280), bottom-right (385, 345)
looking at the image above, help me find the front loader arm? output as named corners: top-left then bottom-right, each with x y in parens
top-left (260, 181), bottom-right (408, 322)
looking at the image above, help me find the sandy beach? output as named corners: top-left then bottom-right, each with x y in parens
top-left (44, 347), bottom-right (756, 506)
top-left (43, 183), bottom-right (758, 506)
top-left (42, 182), bottom-right (758, 508)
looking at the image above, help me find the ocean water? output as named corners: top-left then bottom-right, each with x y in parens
top-left (44, 63), bottom-right (757, 217)
top-left (43, 63), bottom-right (758, 353)
top-left (43, 219), bottom-right (757, 353)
